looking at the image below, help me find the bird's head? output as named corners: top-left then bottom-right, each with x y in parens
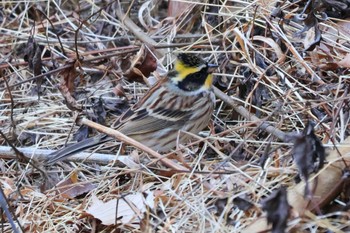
top-left (169, 53), bottom-right (218, 92)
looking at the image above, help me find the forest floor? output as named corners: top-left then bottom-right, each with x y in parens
top-left (1, 0), bottom-right (350, 232)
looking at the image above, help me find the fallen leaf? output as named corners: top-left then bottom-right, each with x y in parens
top-left (57, 71), bottom-right (82, 111)
top-left (124, 46), bottom-right (157, 83)
top-left (24, 36), bottom-right (43, 93)
top-left (57, 171), bottom-right (96, 199)
top-left (73, 125), bottom-right (89, 142)
top-left (252, 36), bottom-right (286, 64)
top-left (168, 0), bottom-right (194, 18)
top-left (233, 196), bottom-right (254, 211)
top-left (117, 156), bottom-right (141, 169)
top-left (303, 25), bottom-right (322, 52)
top-left (286, 121), bottom-right (326, 197)
top-left (338, 53), bottom-right (350, 68)
top-left (85, 192), bottom-right (154, 225)
top-left (261, 186), bottom-right (290, 233)
top-left (93, 98), bottom-right (106, 125)
top-left (60, 59), bottom-right (82, 93)
top-left (294, 0), bottom-right (326, 51)
top-left (113, 83), bottom-right (127, 98)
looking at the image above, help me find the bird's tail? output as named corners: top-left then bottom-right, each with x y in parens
top-left (45, 135), bottom-right (112, 164)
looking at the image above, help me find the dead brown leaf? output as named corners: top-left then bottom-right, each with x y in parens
top-left (338, 53), bottom-right (350, 68)
top-left (261, 186), bottom-right (290, 233)
top-left (168, 0), bottom-right (194, 18)
top-left (123, 46), bottom-right (157, 83)
top-left (57, 67), bottom-right (83, 111)
top-left (56, 171), bottom-right (96, 199)
top-left (60, 60), bottom-right (83, 93)
top-left (85, 192), bottom-right (154, 225)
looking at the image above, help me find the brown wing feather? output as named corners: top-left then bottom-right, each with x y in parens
top-left (113, 79), bottom-right (199, 136)
top-left (111, 79), bottom-right (165, 128)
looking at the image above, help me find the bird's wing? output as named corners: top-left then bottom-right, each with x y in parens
top-left (111, 81), bottom-right (200, 135)
top-left (116, 107), bottom-right (192, 135)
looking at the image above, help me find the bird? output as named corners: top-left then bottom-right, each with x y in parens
top-left (46, 53), bottom-right (218, 164)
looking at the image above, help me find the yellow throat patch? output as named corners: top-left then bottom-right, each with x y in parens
top-left (174, 60), bottom-right (200, 82)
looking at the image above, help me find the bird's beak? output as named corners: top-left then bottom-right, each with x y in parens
top-left (207, 63), bottom-right (218, 73)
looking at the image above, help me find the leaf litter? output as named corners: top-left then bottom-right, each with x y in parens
top-left (1, 0), bottom-right (350, 232)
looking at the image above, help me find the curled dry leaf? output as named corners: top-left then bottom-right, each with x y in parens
top-left (261, 186), bottom-right (290, 233)
top-left (288, 136), bottom-right (350, 212)
top-left (85, 192), bottom-right (154, 226)
top-left (123, 46), bottom-right (157, 83)
top-left (24, 36), bottom-right (43, 92)
top-left (24, 36), bottom-right (42, 76)
top-left (73, 125), bottom-right (89, 142)
top-left (60, 60), bottom-right (83, 93)
top-left (233, 196), bottom-right (254, 211)
top-left (338, 53), bottom-right (350, 68)
top-left (288, 121), bottom-right (325, 197)
top-left (138, 1), bottom-right (156, 30)
top-left (93, 98), bottom-right (107, 125)
top-left (57, 70), bottom-right (82, 111)
top-left (294, 0), bottom-right (326, 51)
top-left (168, 0), bottom-right (194, 18)
top-left (214, 196), bottom-right (253, 215)
top-left (56, 171), bottom-right (96, 199)
top-left (252, 36), bottom-right (286, 64)
top-left (117, 155), bottom-right (141, 169)
top-left (303, 26), bottom-right (322, 52)
top-left (113, 83), bottom-right (127, 98)
top-left (320, 0), bottom-right (350, 18)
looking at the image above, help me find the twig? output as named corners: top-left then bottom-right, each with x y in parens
top-left (79, 118), bottom-right (225, 196)
top-left (115, 1), bottom-right (165, 58)
top-left (213, 87), bottom-right (287, 141)
top-left (0, 146), bottom-right (117, 164)
top-left (2, 75), bottom-right (15, 131)
top-left (79, 118), bottom-right (189, 171)
top-left (0, 187), bottom-right (23, 233)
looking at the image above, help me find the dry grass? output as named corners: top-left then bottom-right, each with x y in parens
top-left (1, 0), bottom-right (350, 232)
